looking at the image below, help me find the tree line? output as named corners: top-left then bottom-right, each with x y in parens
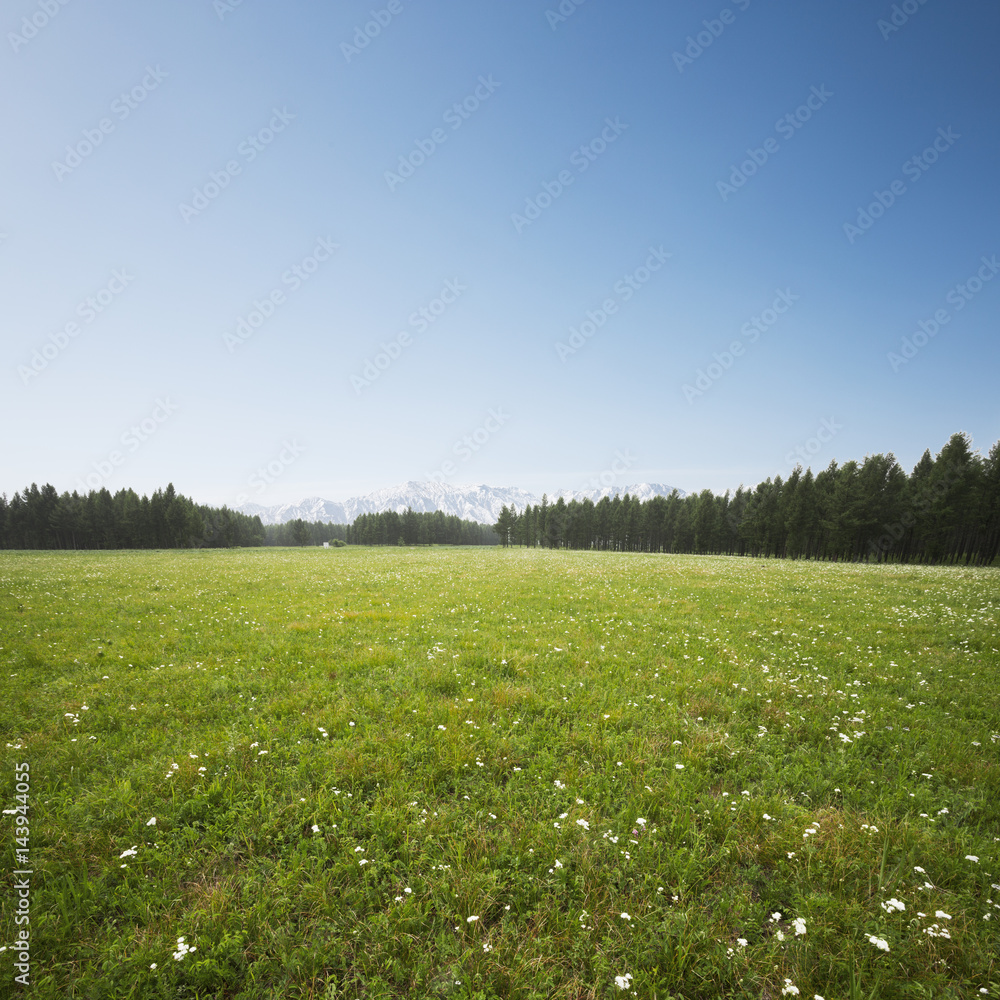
top-left (492, 433), bottom-right (1000, 564)
top-left (345, 509), bottom-right (498, 546)
top-left (0, 483), bottom-right (266, 550)
top-left (0, 485), bottom-right (497, 550)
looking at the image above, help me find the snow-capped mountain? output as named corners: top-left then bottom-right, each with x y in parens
top-left (237, 481), bottom-right (685, 526)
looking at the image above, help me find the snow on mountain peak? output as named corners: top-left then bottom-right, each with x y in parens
top-left (236, 481), bottom-right (685, 525)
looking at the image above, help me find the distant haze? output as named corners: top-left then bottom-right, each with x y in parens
top-left (236, 481), bottom-right (686, 526)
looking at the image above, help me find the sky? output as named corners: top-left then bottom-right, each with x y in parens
top-left (2, 0), bottom-right (998, 509)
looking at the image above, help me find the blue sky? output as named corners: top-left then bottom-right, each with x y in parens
top-left (3, 0), bottom-right (998, 508)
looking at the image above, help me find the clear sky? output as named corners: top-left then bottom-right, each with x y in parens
top-left (3, 0), bottom-right (998, 508)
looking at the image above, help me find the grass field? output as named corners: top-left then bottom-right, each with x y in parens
top-left (1, 547), bottom-right (999, 1000)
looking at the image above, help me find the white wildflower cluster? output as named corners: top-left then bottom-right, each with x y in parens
top-left (172, 936), bottom-right (196, 961)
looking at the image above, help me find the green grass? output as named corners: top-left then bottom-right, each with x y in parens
top-left (1, 547), bottom-right (998, 999)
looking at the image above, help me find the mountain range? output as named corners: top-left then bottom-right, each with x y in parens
top-left (235, 481), bottom-right (686, 526)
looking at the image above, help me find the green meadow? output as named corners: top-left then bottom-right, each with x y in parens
top-left (1, 547), bottom-right (998, 999)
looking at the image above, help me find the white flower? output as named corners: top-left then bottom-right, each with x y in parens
top-left (576, 818), bottom-right (590, 830)
top-left (868, 934), bottom-right (890, 952)
top-left (311, 824), bottom-right (320, 833)
top-left (467, 915), bottom-right (479, 923)
top-left (675, 763), bottom-right (685, 770)
top-left (882, 898), bottom-right (905, 913)
top-left (781, 979), bottom-right (800, 995)
top-left (771, 911), bottom-right (782, 922)
top-left (966, 855), bottom-right (980, 862)
top-left (636, 817), bottom-right (646, 826)
top-left (119, 846), bottom-right (138, 859)
top-left (620, 912), bottom-right (631, 920)
top-left (146, 817), bottom-right (156, 826)
top-left (793, 917), bottom-right (807, 935)
top-left (150, 962), bottom-right (157, 969)
top-left (737, 937), bottom-right (747, 947)
top-left (614, 973), bottom-right (633, 990)
top-left (935, 910), bottom-right (952, 920)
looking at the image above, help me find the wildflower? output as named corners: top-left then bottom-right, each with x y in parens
top-left (172, 937), bottom-right (197, 961)
top-left (782, 980), bottom-right (800, 996)
top-left (576, 818), bottom-right (590, 830)
top-left (935, 910), bottom-right (952, 919)
top-left (614, 973), bottom-right (633, 989)
top-left (311, 824), bottom-right (320, 833)
top-left (620, 912), bottom-right (631, 920)
top-left (675, 763), bottom-right (685, 770)
top-left (150, 963), bottom-right (157, 969)
top-left (868, 934), bottom-right (890, 952)
top-left (119, 846), bottom-right (138, 859)
top-left (771, 911), bottom-right (782, 922)
top-left (966, 855), bottom-right (980, 863)
top-left (467, 915), bottom-right (479, 923)
top-left (636, 817), bottom-right (646, 826)
top-left (146, 817), bottom-right (157, 826)
top-left (737, 937), bottom-right (748, 947)
top-left (793, 917), bottom-right (807, 935)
